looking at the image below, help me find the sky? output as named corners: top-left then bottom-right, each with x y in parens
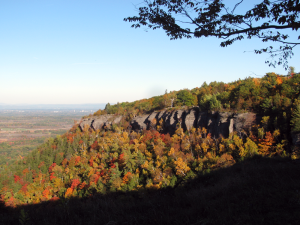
top-left (1, 0), bottom-right (299, 105)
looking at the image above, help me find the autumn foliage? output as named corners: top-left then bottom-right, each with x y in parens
top-left (0, 73), bottom-right (300, 207)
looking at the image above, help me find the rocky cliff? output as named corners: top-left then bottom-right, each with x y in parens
top-left (79, 107), bottom-right (261, 139)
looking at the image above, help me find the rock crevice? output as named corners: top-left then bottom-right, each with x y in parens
top-left (79, 107), bottom-right (261, 139)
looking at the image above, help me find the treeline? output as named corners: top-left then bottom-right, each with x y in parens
top-left (0, 71), bottom-right (300, 207)
top-left (94, 71), bottom-right (300, 134)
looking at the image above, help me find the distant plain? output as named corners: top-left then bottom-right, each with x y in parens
top-left (0, 106), bottom-right (104, 167)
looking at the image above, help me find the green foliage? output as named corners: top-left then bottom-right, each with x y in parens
top-left (176, 90), bottom-right (195, 106)
top-left (291, 104), bottom-right (300, 133)
top-left (199, 94), bottom-right (222, 111)
top-left (1, 72), bottom-right (300, 209)
top-left (19, 209), bottom-right (29, 225)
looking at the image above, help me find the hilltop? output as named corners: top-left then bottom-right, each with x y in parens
top-left (0, 72), bottom-right (300, 224)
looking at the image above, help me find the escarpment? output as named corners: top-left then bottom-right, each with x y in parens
top-left (79, 107), bottom-right (261, 139)
top-left (79, 115), bottom-right (122, 131)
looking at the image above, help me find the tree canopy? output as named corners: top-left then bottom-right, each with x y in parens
top-left (125, 0), bottom-right (300, 69)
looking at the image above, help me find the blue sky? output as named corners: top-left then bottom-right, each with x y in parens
top-left (1, 0), bottom-right (299, 104)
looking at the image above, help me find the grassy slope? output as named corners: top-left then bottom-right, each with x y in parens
top-left (1, 156), bottom-right (299, 225)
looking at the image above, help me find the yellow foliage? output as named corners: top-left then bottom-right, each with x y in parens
top-left (122, 132), bottom-right (129, 140)
top-left (141, 160), bottom-right (149, 169)
top-left (201, 142), bottom-right (209, 153)
top-left (174, 157), bottom-right (190, 176)
top-left (219, 143), bottom-right (225, 154)
top-left (233, 135), bottom-right (245, 157)
top-left (88, 168), bottom-right (94, 177)
top-left (168, 147), bottom-right (175, 156)
top-left (273, 129), bottom-right (280, 138)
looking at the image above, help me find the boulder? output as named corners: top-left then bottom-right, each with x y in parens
top-left (79, 118), bottom-right (94, 131)
top-left (130, 114), bottom-right (150, 130)
top-left (92, 115), bottom-right (114, 130)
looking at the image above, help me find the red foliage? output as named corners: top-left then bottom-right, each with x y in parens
top-left (48, 163), bottom-right (56, 173)
top-left (50, 196), bottom-right (60, 201)
top-left (78, 140), bottom-right (83, 144)
top-left (118, 153), bottom-right (125, 165)
top-left (142, 130), bottom-right (153, 143)
top-left (162, 133), bottom-right (171, 146)
top-left (75, 156), bottom-right (81, 165)
top-left (14, 175), bottom-right (21, 183)
top-left (79, 181), bottom-right (87, 189)
top-left (99, 170), bottom-right (106, 176)
top-left (89, 157), bottom-right (94, 167)
top-left (5, 196), bottom-right (15, 207)
top-left (38, 161), bottom-right (45, 169)
top-left (66, 133), bottom-right (75, 143)
top-left (50, 172), bottom-right (56, 181)
top-left (90, 174), bottom-right (100, 184)
top-left (153, 130), bottom-right (160, 141)
top-left (109, 157), bottom-right (117, 168)
top-left (91, 141), bottom-right (98, 149)
top-left (21, 183), bottom-right (28, 193)
top-left (71, 178), bottom-right (80, 189)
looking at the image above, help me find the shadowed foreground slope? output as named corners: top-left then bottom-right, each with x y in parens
top-left (1, 156), bottom-right (299, 225)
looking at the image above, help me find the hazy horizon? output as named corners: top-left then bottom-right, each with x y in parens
top-left (0, 103), bottom-right (108, 110)
top-left (1, 0), bottom-right (299, 105)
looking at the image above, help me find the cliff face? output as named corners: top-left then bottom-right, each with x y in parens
top-left (129, 108), bottom-right (260, 138)
top-left (79, 115), bottom-right (122, 131)
top-left (79, 107), bottom-right (261, 139)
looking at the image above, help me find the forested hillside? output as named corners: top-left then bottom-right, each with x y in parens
top-left (0, 72), bottom-right (300, 218)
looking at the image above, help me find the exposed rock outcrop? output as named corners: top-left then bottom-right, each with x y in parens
top-left (79, 115), bottom-right (122, 131)
top-left (79, 107), bottom-right (261, 138)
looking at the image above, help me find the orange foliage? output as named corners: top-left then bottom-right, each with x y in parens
top-left (62, 158), bottom-right (68, 167)
top-left (65, 188), bottom-right (73, 198)
top-left (276, 75), bottom-right (283, 85)
top-left (75, 156), bottom-right (81, 165)
top-left (79, 181), bottom-right (87, 189)
top-left (122, 172), bottom-right (132, 184)
top-left (22, 168), bottom-right (29, 175)
top-left (91, 141), bottom-right (98, 149)
top-left (258, 131), bottom-right (275, 156)
top-left (21, 183), bottom-right (28, 193)
top-left (42, 189), bottom-right (50, 198)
